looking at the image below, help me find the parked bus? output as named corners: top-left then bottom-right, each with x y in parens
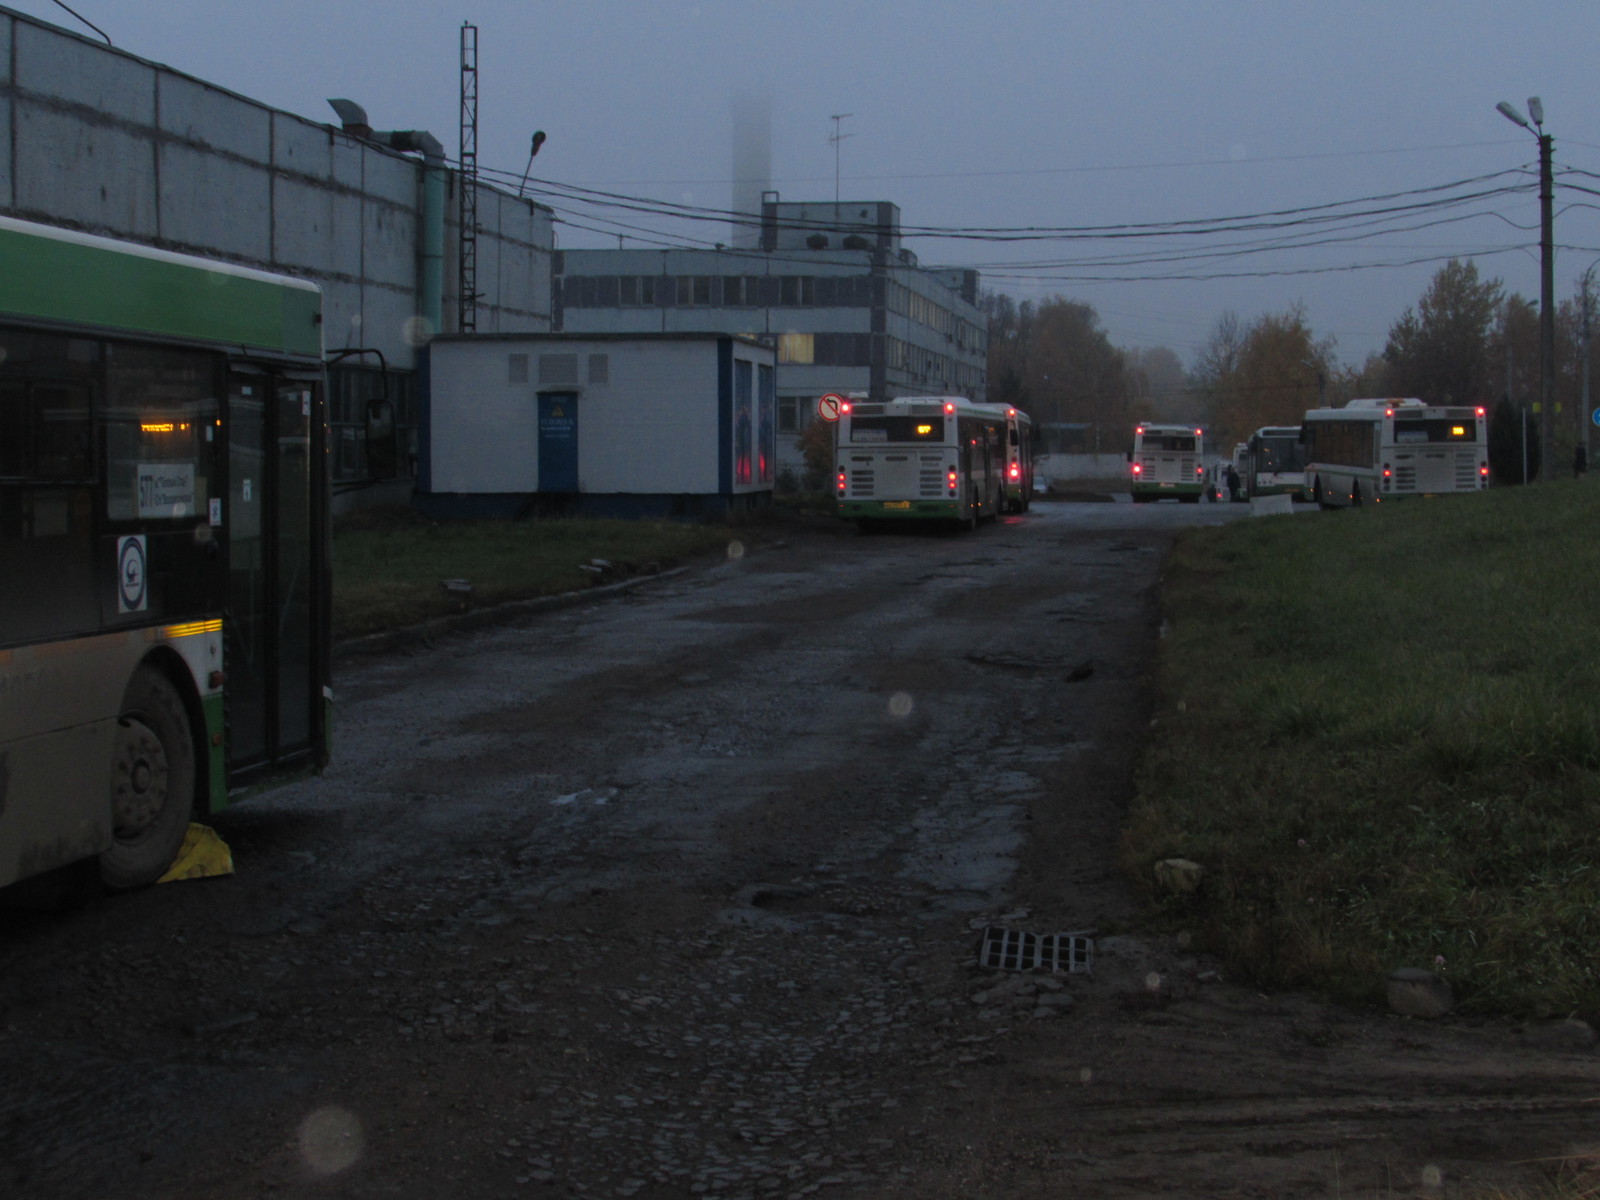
top-left (1002, 404), bottom-right (1036, 514)
top-left (1302, 398), bottom-right (1488, 508)
top-left (1129, 423), bottom-right (1205, 502)
top-left (835, 395), bottom-right (1010, 529)
top-left (1245, 425), bottom-right (1308, 500)
top-left (0, 215), bottom-right (331, 890)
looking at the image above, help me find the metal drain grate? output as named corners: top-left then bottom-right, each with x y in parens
top-left (978, 926), bottom-right (1094, 974)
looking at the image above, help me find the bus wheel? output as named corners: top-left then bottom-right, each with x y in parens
top-left (103, 666), bottom-right (195, 889)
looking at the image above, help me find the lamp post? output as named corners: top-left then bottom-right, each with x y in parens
top-left (1497, 98), bottom-right (1555, 482)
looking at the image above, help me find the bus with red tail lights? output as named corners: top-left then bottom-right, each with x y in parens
top-left (1129, 423), bottom-right (1206, 503)
top-left (1001, 405), bottom-right (1036, 513)
top-left (834, 395), bottom-right (1014, 530)
top-left (1301, 398), bottom-right (1489, 508)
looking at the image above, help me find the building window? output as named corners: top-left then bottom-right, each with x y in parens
top-left (778, 395), bottom-right (805, 433)
top-left (723, 276), bottom-right (744, 306)
top-left (619, 276), bottom-right (640, 306)
top-left (778, 333), bottom-right (815, 364)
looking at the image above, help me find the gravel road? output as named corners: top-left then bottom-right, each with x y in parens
top-left (3, 497), bottom-right (1597, 1200)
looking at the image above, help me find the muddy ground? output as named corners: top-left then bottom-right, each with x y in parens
top-left (2, 498), bottom-right (1598, 1200)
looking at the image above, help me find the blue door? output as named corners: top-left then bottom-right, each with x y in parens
top-left (538, 392), bottom-right (578, 491)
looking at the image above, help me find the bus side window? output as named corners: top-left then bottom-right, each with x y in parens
top-left (0, 379), bottom-right (98, 641)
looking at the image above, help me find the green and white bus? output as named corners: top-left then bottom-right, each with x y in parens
top-left (834, 395), bottom-right (1010, 530)
top-left (1, 215), bottom-right (331, 890)
top-left (1244, 425), bottom-right (1308, 500)
top-left (1129, 422), bottom-right (1205, 502)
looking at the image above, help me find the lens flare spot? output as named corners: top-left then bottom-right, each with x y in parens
top-left (402, 315), bottom-right (435, 347)
top-left (726, 540), bottom-right (745, 560)
top-left (888, 692), bottom-right (914, 718)
top-left (1078, 1067), bottom-right (1093, 1084)
top-left (298, 1106), bottom-right (363, 1176)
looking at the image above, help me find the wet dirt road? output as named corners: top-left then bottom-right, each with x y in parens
top-left (3, 497), bottom-right (1597, 1200)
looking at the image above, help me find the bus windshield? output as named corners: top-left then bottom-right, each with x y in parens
top-left (1255, 439), bottom-right (1305, 470)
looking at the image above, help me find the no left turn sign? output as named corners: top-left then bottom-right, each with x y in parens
top-left (817, 393), bottom-right (846, 422)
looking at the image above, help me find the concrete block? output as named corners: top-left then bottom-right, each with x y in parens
top-left (159, 142), bottom-right (270, 260)
top-left (159, 74), bottom-right (270, 162)
top-left (14, 104), bottom-right (157, 235)
top-left (1250, 494), bottom-right (1295, 517)
top-left (16, 21), bottom-right (152, 122)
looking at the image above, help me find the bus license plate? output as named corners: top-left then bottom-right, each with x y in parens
top-left (883, 501), bottom-right (911, 509)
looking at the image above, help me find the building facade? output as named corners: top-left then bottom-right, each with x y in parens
top-left (555, 198), bottom-right (986, 483)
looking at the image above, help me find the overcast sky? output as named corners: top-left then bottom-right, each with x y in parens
top-left (12, 0), bottom-right (1600, 369)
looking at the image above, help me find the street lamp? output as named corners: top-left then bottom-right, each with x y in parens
top-left (1497, 97), bottom-right (1555, 482)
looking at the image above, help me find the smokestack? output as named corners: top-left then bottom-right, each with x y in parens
top-left (731, 92), bottom-right (771, 250)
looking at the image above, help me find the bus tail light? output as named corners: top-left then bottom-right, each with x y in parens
top-left (947, 468), bottom-right (958, 492)
top-left (1480, 461), bottom-right (1490, 479)
top-left (1008, 461), bottom-right (1020, 480)
top-left (1131, 463), bottom-right (1143, 476)
top-left (836, 470), bottom-right (846, 494)
top-left (1195, 465), bottom-right (1204, 477)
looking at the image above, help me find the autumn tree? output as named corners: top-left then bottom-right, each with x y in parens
top-left (1192, 306), bottom-right (1332, 447)
top-left (982, 291), bottom-right (1146, 439)
top-left (1383, 259), bottom-right (1503, 405)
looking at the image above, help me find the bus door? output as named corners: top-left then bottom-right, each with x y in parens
top-left (226, 369), bottom-right (317, 778)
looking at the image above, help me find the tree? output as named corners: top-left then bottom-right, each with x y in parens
top-left (1192, 306), bottom-right (1332, 447)
top-left (1383, 259), bottom-right (1503, 405)
top-left (1124, 346), bottom-right (1189, 422)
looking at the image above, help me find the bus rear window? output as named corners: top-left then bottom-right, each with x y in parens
top-left (1394, 419), bottom-right (1476, 443)
top-left (850, 416), bottom-right (944, 443)
top-left (1144, 436), bottom-right (1196, 452)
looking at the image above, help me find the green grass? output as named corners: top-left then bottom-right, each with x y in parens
top-left (332, 507), bottom-right (739, 640)
top-left (1122, 480), bottom-right (1600, 1017)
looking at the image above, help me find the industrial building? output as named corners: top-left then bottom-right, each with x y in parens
top-left (0, 4), bottom-right (553, 511)
top-left (1, 5), bottom-right (987, 508)
top-left (555, 198), bottom-right (988, 484)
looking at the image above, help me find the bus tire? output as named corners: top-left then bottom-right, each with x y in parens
top-left (102, 665), bottom-right (195, 890)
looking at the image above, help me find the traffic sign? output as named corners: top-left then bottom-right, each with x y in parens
top-left (817, 393), bottom-right (846, 423)
top-left (1592, 406), bottom-right (1600, 428)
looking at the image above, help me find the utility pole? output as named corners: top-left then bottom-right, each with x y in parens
top-left (1538, 123), bottom-right (1555, 482)
top-left (1497, 97), bottom-right (1555, 481)
top-left (1582, 267), bottom-right (1595, 468)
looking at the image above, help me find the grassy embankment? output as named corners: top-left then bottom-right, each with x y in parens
top-left (1122, 480), bottom-right (1600, 1018)
top-left (332, 507), bottom-right (739, 641)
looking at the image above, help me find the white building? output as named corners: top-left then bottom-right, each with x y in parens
top-left (420, 333), bottom-right (776, 519)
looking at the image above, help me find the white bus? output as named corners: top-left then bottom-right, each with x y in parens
top-left (1129, 423), bottom-right (1206, 503)
top-left (835, 395), bottom-right (1013, 529)
top-left (1302, 398), bottom-right (1488, 508)
top-left (1002, 405), bottom-right (1037, 514)
top-left (1245, 425), bottom-right (1308, 500)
